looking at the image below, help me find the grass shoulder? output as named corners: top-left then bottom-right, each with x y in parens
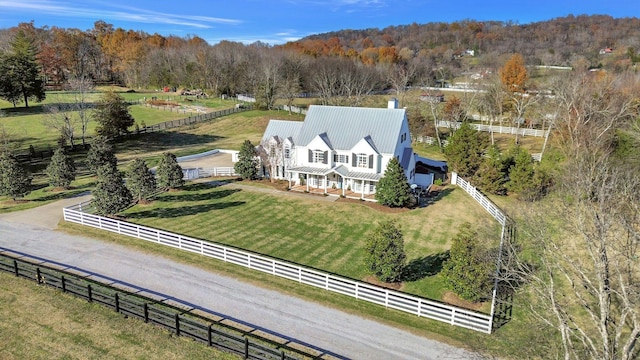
top-left (0, 271), bottom-right (236, 359)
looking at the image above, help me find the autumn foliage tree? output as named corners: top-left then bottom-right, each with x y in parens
top-left (500, 53), bottom-right (528, 93)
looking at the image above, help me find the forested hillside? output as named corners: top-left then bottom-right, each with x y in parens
top-left (286, 15), bottom-right (640, 69)
top-left (0, 15), bottom-right (638, 100)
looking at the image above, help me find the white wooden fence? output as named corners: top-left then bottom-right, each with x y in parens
top-left (451, 173), bottom-right (506, 226)
top-left (62, 203), bottom-right (493, 333)
top-left (437, 120), bottom-right (549, 138)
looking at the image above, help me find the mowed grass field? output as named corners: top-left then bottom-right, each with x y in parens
top-left (0, 272), bottom-right (235, 360)
top-left (0, 90), bottom-right (241, 151)
top-left (121, 181), bottom-right (499, 303)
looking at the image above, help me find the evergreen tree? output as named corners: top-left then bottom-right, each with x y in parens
top-left (505, 145), bottom-right (535, 195)
top-left (156, 152), bottom-right (184, 190)
top-left (0, 152), bottom-right (32, 200)
top-left (46, 147), bottom-right (76, 189)
top-left (475, 144), bottom-right (507, 195)
top-left (375, 157), bottom-right (411, 207)
top-left (86, 135), bottom-right (117, 175)
top-left (234, 140), bottom-right (259, 180)
top-left (0, 30), bottom-right (45, 108)
top-left (444, 121), bottom-right (488, 178)
top-left (441, 223), bottom-right (493, 302)
top-left (93, 91), bottom-right (134, 138)
top-left (364, 220), bottom-right (407, 283)
top-left (92, 163), bottom-right (132, 215)
top-left (126, 158), bottom-right (156, 202)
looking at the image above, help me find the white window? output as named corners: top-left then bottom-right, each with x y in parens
top-left (313, 150), bottom-right (324, 163)
top-left (269, 147), bottom-right (276, 157)
top-left (369, 183), bottom-right (376, 193)
top-left (353, 181), bottom-right (362, 192)
top-left (357, 153), bottom-right (368, 168)
top-left (284, 147), bottom-right (290, 159)
top-left (334, 154), bottom-right (348, 163)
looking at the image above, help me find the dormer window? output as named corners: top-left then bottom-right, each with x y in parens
top-left (356, 153), bottom-right (368, 168)
top-left (284, 145), bottom-right (291, 159)
top-left (308, 149), bottom-right (328, 164)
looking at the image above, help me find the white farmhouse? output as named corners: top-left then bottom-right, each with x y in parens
top-left (259, 99), bottom-right (435, 201)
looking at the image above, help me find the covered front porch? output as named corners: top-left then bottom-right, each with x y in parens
top-left (287, 165), bottom-right (380, 202)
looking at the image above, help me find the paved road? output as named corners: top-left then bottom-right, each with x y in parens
top-left (0, 204), bottom-right (475, 360)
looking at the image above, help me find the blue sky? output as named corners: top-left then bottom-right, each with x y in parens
top-left (0, 0), bottom-right (638, 45)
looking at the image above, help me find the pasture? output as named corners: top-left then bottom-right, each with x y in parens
top-left (121, 181), bottom-right (499, 303)
top-left (0, 271), bottom-right (234, 359)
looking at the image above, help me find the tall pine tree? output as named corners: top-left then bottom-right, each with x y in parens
top-left (156, 152), bottom-right (184, 190)
top-left (234, 140), bottom-right (259, 180)
top-left (86, 135), bottom-right (117, 175)
top-left (0, 152), bottom-right (32, 200)
top-left (93, 91), bottom-right (134, 138)
top-left (375, 157), bottom-right (411, 207)
top-left (475, 144), bottom-right (507, 195)
top-left (46, 147), bottom-right (76, 189)
top-left (92, 163), bottom-right (132, 215)
top-left (444, 121), bottom-right (488, 178)
top-left (0, 30), bottom-right (45, 108)
top-left (126, 158), bottom-right (156, 202)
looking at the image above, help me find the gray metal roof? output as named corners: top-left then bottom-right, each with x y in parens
top-left (261, 120), bottom-right (303, 144)
top-left (400, 147), bottom-right (413, 168)
top-left (297, 105), bottom-right (406, 154)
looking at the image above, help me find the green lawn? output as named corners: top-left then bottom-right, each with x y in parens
top-left (121, 181), bottom-right (498, 303)
top-left (0, 90), bottom-right (244, 153)
top-left (0, 271), bottom-right (236, 360)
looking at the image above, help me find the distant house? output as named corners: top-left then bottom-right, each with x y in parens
top-left (259, 99), bottom-right (435, 201)
top-left (419, 93), bottom-right (445, 103)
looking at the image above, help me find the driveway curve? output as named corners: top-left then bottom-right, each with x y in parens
top-left (0, 201), bottom-right (476, 360)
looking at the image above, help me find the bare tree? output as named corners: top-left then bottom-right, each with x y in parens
top-left (502, 71), bottom-right (640, 360)
top-left (43, 101), bottom-right (76, 146)
top-left (383, 60), bottom-right (419, 107)
top-left (258, 137), bottom-right (284, 182)
top-left (67, 76), bottom-right (94, 146)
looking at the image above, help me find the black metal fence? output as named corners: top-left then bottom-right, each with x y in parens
top-left (11, 104), bottom-right (252, 164)
top-left (0, 252), bottom-right (322, 360)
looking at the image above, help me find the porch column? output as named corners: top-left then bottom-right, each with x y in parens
top-left (306, 175), bottom-right (309, 192)
top-left (342, 176), bottom-right (346, 196)
top-left (361, 180), bottom-right (365, 199)
top-left (287, 171), bottom-right (291, 189)
top-left (324, 175), bottom-right (328, 194)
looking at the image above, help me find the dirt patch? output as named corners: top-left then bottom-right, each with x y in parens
top-left (363, 275), bottom-right (404, 291)
top-left (442, 291), bottom-right (485, 311)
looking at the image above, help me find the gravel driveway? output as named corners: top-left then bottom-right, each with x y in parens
top-left (0, 199), bottom-right (476, 360)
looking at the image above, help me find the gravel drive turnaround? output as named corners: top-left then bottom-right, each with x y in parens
top-left (0, 203), bottom-right (477, 360)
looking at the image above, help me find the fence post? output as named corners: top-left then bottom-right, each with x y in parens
top-left (244, 337), bottom-right (249, 359)
top-left (115, 293), bottom-right (120, 313)
top-left (207, 324), bottom-right (213, 347)
top-left (87, 284), bottom-right (93, 302)
top-left (61, 275), bottom-right (66, 292)
top-left (175, 313), bottom-right (180, 336)
top-left (144, 303), bottom-right (149, 323)
top-left (36, 267), bottom-right (42, 284)
top-left (13, 260), bottom-right (18, 277)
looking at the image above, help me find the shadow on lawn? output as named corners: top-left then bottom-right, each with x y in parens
top-left (402, 251), bottom-right (450, 282)
top-left (125, 201), bottom-right (245, 219)
top-left (156, 188), bottom-right (240, 202)
top-left (116, 132), bottom-right (224, 153)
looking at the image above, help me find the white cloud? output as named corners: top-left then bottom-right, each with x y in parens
top-left (0, 0), bottom-right (242, 28)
